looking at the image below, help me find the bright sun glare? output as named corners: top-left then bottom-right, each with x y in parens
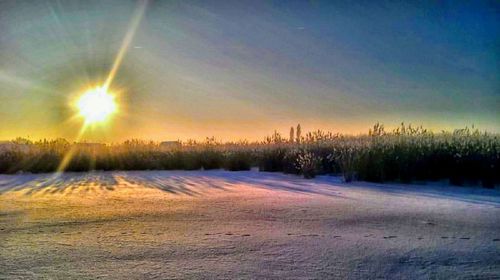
top-left (77, 87), bottom-right (117, 124)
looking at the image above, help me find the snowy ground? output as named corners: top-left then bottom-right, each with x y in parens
top-left (0, 170), bottom-right (499, 279)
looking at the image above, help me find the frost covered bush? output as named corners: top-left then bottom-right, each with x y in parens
top-left (296, 151), bottom-right (321, 179)
top-left (329, 145), bottom-right (360, 182)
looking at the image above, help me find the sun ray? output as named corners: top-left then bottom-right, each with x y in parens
top-left (54, 123), bottom-right (88, 175)
top-left (57, 0), bottom-right (148, 173)
top-left (103, 0), bottom-right (148, 91)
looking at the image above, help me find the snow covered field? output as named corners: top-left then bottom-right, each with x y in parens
top-left (0, 170), bottom-right (499, 279)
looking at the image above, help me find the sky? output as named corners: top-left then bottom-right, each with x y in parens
top-left (0, 0), bottom-right (498, 142)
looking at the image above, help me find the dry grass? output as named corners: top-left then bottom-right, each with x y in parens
top-left (1, 124), bottom-right (498, 187)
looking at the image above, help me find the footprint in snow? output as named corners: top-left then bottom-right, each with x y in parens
top-left (459, 237), bottom-right (470, 240)
top-left (383, 236), bottom-right (397, 239)
top-left (493, 239), bottom-right (500, 242)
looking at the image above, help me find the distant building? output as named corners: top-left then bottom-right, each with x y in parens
top-left (0, 141), bottom-right (30, 152)
top-left (0, 141), bottom-right (13, 151)
top-left (160, 141), bottom-right (182, 150)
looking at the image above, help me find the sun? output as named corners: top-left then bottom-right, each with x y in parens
top-left (76, 86), bottom-right (118, 124)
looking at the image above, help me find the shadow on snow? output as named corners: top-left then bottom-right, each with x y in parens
top-left (0, 170), bottom-right (345, 198)
top-left (0, 170), bottom-right (498, 205)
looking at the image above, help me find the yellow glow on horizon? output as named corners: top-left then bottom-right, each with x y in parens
top-left (76, 87), bottom-right (118, 125)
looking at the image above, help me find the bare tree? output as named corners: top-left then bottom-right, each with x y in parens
top-left (296, 124), bottom-right (301, 143)
top-left (289, 126), bottom-right (294, 143)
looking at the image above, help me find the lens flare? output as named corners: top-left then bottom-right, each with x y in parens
top-left (76, 87), bottom-right (117, 124)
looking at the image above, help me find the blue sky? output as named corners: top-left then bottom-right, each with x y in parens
top-left (0, 0), bottom-right (498, 141)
